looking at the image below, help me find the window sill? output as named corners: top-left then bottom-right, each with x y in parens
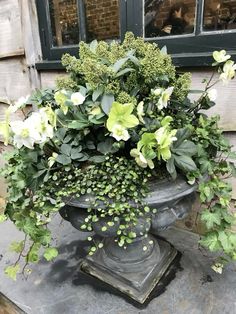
top-left (35, 52), bottom-right (236, 71)
top-left (35, 61), bottom-right (65, 70)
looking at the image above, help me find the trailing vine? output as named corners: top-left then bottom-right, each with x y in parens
top-left (0, 34), bottom-right (236, 279)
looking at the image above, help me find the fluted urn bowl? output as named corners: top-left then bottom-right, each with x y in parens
top-left (60, 175), bottom-right (197, 304)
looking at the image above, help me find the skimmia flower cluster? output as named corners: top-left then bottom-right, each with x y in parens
top-left (0, 33), bottom-right (236, 280)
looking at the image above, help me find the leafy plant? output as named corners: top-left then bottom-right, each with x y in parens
top-left (0, 33), bottom-right (236, 278)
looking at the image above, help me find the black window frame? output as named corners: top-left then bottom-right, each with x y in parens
top-left (137, 0), bottom-right (236, 66)
top-left (36, 0), bottom-right (236, 68)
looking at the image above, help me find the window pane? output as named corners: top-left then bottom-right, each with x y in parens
top-left (48, 0), bottom-right (80, 46)
top-left (85, 0), bottom-right (120, 41)
top-left (203, 0), bottom-right (236, 32)
top-left (145, 0), bottom-right (196, 38)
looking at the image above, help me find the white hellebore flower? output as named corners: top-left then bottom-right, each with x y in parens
top-left (10, 120), bottom-right (41, 149)
top-left (130, 148), bottom-right (154, 169)
top-left (137, 101), bottom-right (145, 123)
top-left (220, 60), bottom-right (236, 84)
top-left (28, 109), bottom-right (53, 143)
top-left (207, 89), bottom-right (217, 102)
top-left (213, 50), bottom-right (231, 63)
top-left (111, 124), bottom-right (130, 141)
top-left (71, 92), bottom-right (86, 106)
top-left (9, 95), bottom-right (30, 113)
top-left (157, 87), bottom-right (174, 110)
top-left (10, 108), bottom-right (54, 149)
top-left (152, 88), bottom-right (162, 97)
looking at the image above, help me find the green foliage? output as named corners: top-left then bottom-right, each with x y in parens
top-left (44, 247), bottom-right (58, 261)
top-left (5, 264), bottom-right (20, 281)
top-left (1, 33), bottom-right (236, 278)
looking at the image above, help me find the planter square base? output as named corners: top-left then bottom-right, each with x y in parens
top-left (80, 238), bottom-right (177, 304)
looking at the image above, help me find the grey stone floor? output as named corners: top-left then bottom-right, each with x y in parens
top-left (0, 216), bottom-right (236, 314)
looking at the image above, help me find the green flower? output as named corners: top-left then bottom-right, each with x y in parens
top-left (155, 126), bottom-right (177, 161)
top-left (213, 50), bottom-right (231, 63)
top-left (153, 87), bottom-right (174, 110)
top-left (54, 89), bottom-right (69, 114)
top-left (107, 102), bottom-right (139, 132)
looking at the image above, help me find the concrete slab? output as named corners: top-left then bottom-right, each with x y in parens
top-left (0, 216), bottom-right (236, 314)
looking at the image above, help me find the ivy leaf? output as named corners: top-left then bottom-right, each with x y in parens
top-left (43, 247), bottom-right (58, 261)
top-left (201, 210), bottom-right (221, 229)
top-left (200, 232), bottom-right (221, 252)
top-left (218, 231), bottom-right (232, 253)
top-left (101, 94), bottom-right (114, 115)
top-left (27, 243), bottom-right (40, 263)
top-left (10, 241), bottom-right (24, 253)
top-left (5, 264), bottom-right (20, 281)
top-left (174, 155), bottom-right (197, 172)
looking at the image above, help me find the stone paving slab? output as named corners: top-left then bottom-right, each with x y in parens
top-left (0, 216), bottom-right (236, 314)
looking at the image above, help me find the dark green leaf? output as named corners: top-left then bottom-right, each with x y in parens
top-left (112, 57), bottom-right (128, 73)
top-left (71, 149), bottom-right (84, 160)
top-left (201, 210), bottom-right (221, 229)
top-left (166, 157), bottom-right (177, 179)
top-left (56, 154), bottom-right (71, 165)
top-left (172, 140), bottom-right (197, 156)
top-left (115, 68), bottom-right (135, 78)
top-left (174, 128), bottom-right (192, 147)
top-left (101, 94), bottom-right (114, 114)
top-left (92, 87), bottom-right (104, 101)
top-left (89, 155), bottom-right (106, 163)
top-left (174, 155), bottom-right (197, 172)
top-left (67, 120), bottom-right (90, 129)
top-left (60, 144), bottom-right (71, 156)
top-left (97, 138), bottom-right (118, 154)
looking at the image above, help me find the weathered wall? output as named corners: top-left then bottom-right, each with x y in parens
top-left (0, 1), bottom-right (236, 216)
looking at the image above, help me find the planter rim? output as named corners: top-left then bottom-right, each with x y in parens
top-left (65, 175), bottom-right (197, 209)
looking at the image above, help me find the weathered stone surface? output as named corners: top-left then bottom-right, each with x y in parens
top-left (0, 217), bottom-right (236, 313)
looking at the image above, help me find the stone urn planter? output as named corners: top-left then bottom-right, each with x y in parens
top-left (60, 176), bottom-right (196, 304)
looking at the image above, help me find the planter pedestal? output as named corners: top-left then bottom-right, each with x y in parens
top-left (61, 176), bottom-right (196, 304)
top-left (81, 236), bottom-right (177, 304)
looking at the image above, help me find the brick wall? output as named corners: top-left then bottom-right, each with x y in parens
top-left (85, 0), bottom-right (120, 41)
top-left (50, 0), bottom-right (120, 45)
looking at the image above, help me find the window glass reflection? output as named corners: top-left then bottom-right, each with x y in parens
top-left (49, 0), bottom-right (80, 46)
top-left (85, 0), bottom-right (120, 41)
top-left (203, 0), bottom-right (236, 31)
top-left (145, 0), bottom-right (196, 38)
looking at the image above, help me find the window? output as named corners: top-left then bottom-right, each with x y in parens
top-left (36, 0), bottom-right (236, 67)
top-left (142, 0), bottom-right (236, 65)
top-left (36, 0), bottom-right (121, 61)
